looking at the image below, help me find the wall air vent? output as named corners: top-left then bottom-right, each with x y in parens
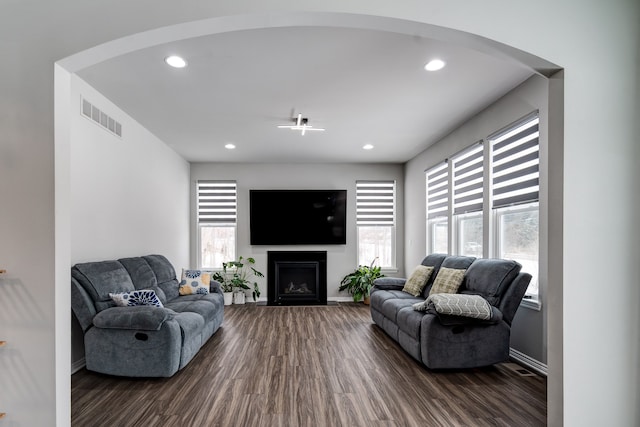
top-left (81, 97), bottom-right (122, 138)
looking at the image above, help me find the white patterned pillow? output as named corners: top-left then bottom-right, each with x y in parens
top-left (179, 269), bottom-right (211, 295)
top-left (109, 289), bottom-right (164, 308)
top-left (425, 293), bottom-right (492, 320)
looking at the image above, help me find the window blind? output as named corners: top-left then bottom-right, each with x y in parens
top-left (356, 181), bottom-right (395, 226)
top-left (491, 114), bottom-right (540, 208)
top-left (452, 143), bottom-right (484, 215)
top-left (197, 181), bottom-right (237, 224)
top-left (426, 161), bottom-right (449, 219)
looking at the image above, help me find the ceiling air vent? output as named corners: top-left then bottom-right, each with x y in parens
top-left (81, 97), bottom-right (122, 138)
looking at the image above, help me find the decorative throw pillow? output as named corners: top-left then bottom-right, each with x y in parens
top-left (179, 269), bottom-right (211, 295)
top-left (425, 293), bottom-right (492, 320)
top-left (429, 267), bottom-right (466, 295)
top-left (109, 289), bottom-right (164, 308)
top-left (402, 265), bottom-right (434, 296)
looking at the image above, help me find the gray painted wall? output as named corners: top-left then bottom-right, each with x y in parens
top-left (190, 162), bottom-right (405, 300)
top-left (404, 75), bottom-right (551, 364)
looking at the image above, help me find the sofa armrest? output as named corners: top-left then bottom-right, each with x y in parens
top-left (93, 306), bottom-right (173, 331)
top-left (427, 305), bottom-right (504, 326)
top-left (426, 305), bottom-right (504, 326)
top-left (210, 279), bottom-right (223, 294)
top-left (372, 277), bottom-right (406, 291)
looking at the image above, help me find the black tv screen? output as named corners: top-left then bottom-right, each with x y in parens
top-left (250, 190), bottom-right (347, 245)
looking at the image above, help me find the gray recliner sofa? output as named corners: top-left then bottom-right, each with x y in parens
top-left (71, 254), bottom-right (224, 377)
top-left (370, 254), bottom-right (531, 369)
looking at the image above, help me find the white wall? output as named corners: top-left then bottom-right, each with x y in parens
top-left (405, 75), bottom-right (552, 365)
top-left (190, 162), bottom-right (404, 300)
top-left (69, 75), bottom-right (190, 364)
top-left (0, 2), bottom-right (636, 426)
top-left (70, 75), bottom-right (190, 266)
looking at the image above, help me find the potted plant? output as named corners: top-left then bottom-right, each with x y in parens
top-left (212, 256), bottom-right (264, 305)
top-left (339, 259), bottom-right (384, 304)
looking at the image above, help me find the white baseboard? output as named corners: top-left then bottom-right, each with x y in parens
top-left (329, 296), bottom-right (355, 302)
top-left (509, 348), bottom-right (547, 376)
top-left (71, 357), bottom-right (86, 374)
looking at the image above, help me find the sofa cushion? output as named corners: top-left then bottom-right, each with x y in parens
top-left (109, 289), bottom-right (164, 308)
top-left (93, 306), bottom-right (171, 331)
top-left (380, 296), bottom-right (422, 322)
top-left (143, 255), bottom-right (180, 301)
top-left (72, 261), bottom-right (135, 311)
top-left (119, 257), bottom-right (169, 304)
top-left (179, 269), bottom-right (211, 295)
top-left (402, 265), bottom-right (434, 296)
top-left (461, 258), bottom-right (522, 305)
top-left (440, 255), bottom-right (476, 270)
top-left (164, 299), bottom-right (218, 323)
top-left (118, 257), bottom-right (158, 288)
top-left (429, 267), bottom-right (466, 295)
top-left (177, 293), bottom-right (224, 314)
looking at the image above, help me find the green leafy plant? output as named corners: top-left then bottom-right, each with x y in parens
top-left (212, 256), bottom-right (264, 301)
top-left (339, 259), bottom-right (384, 303)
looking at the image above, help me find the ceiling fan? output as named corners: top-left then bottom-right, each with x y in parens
top-left (277, 113), bottom-right (325, 136)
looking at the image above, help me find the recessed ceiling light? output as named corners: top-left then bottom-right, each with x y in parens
top-left (363, 144), bottom-right (374, 150)
top-left (225, 143), bottom-right (236, 150)
top-left (165, 55), bottom-right (187, 68)
top-left (424, 59), bottom-right (446, 71)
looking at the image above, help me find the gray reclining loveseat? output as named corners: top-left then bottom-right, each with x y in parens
top-left (370, 254), bottom-right (531, 369)
top-left (71, 254), bottom-right (224, 377)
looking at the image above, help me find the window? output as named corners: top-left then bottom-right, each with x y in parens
top-left (426, 161), bottom-right (449, 254)
top-left (424, 111), bottom-right (541, 303)
top-left (356, 181), bottom-right (396, 269)
top-left (452, 142), bottom-right (484, 256)
top-left (197, 181), bottom-right (237, 269)
top-left (456, 212), bottom-right (483, 257)
top-left (490, 113), bottom-right (540, 296)
top-left (494, 204), bottom-right (539, 295)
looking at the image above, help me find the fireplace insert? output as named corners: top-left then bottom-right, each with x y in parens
top-left (267, 251), bottom-right (327, 305)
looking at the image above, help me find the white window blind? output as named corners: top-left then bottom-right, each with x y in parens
top-left (491, 113), bottom-right (540, 209)
top-left (197, 181), bottom-right (237, 224)
top-left (452, 142), bottom-right (484, 215)
top-left (426, 162), bottom-right (449, 219)
top-left (356, 181), bottom-right (395, 226)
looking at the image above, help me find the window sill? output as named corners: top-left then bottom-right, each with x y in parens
top-left (520, 297), bottom-right (542, 311)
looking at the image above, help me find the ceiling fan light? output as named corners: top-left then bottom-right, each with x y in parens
top-left (277, 113), bottom-right (325, 135)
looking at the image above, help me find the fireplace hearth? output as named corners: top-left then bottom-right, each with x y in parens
top-left (267, 251), bottom-right (327, 306)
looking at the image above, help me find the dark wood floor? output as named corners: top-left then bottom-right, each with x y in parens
top-left (71, 303), bottom-right (546, 426)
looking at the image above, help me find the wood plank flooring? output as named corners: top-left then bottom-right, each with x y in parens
top-left (71, 303), bottom-right (546, 426)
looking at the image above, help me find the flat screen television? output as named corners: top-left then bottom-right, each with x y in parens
top-left (250, 189), bottom-right (347, 245)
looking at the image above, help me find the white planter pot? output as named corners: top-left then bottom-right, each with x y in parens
top-left (223, 292), bottom-right (233, 306)
top-left (233, 291), bottom-right (245, 305)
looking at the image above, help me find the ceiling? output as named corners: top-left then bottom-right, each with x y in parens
top-left (77, 26), bottom-right (534, 164)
